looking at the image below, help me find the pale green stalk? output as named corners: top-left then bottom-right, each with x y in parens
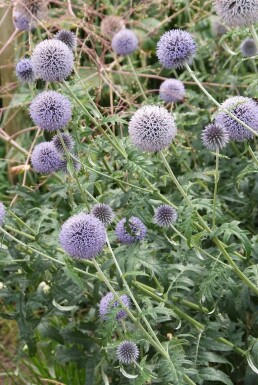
top-left (212, 148), bottom-right (220, 229)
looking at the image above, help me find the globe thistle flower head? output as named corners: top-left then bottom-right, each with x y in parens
top-left (116, 341), bottom-right (139, 365)
top-left (13, 10), bottom-right (32, 31)
top-left (99, 292), bottom-right (130, 320)
top-left (101, 15), bottom-right (125, 39)
top-left (115, 217), bottom-right (147, 244)
top-left (59, 213), bottom-right (106, 259)
top-left (0, 202), bottom-right (6, 226)
top-left (211, 17), bottom-right (228, 37)
top-left (201, 123), bottom-right (229, 150)
top-left (16, 58), bottom-right (35, 83)
top-left (31, 142), bottom-right (62, 174)
top-left (240, 38), bottom-right (258, 57)
top-left (55, 30), bottom-right (76, 51)
top-left (29, 91), bottom-right (72, 131)
top-left (52, 132), bottom-right (74, 154)
top-left (159, 79), bottom-right (185, 103)
top-left (13, 0), bottom-right (47, 31)
top-left (31, 39), bottom-right (74, 82)
top-left (59, 157), bottom-right (81, 174)
top-left (129, 105), bottom-right (177, 152)
top-left (112, 29), bottom-right (138, 56)
top-left (154, 205), bottom-right (178, 227)
top-left (91, 204), bottom-right (114, 226)
top-left (157, 29), bottom-right (196, 69)
top-left (215, 96), bottom-right (258, 141)
top-left (213, 0), bottom-right (258, 27)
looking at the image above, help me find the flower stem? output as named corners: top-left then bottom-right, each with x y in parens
top-left (127, 56), bottom-right (148, 101)
top-left (212, 148), bottom-right (220, 229)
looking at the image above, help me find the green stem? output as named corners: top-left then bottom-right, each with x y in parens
top-left (127, 56), bottom-right (147, 101)
top-left (212, 148), bottom-right (219, 229)
top-left (9, 211), bottom-right (37, 235)
top-left (248, 146), bottom-right (258, 167)
top-left (4, 225), bottom-right (35, 240)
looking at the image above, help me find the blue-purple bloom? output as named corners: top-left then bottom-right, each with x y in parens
top-left (0, 202), bottom-right (6, 226)
top-left (59, 213), bottom-right (106, 259)
top-left (159, 79), bottom-right (185, 103)
top-left (116, 341), bottom-right (139, 364)
top-left (154, 205), bottom-right (178, 227)
top-left (29, 91), bottom-right (72, 131)
top-left (112, 29), bottom-right (138, 56)
top-left (52, 133), bottom-right (74, 154)
top-left (240, 38), bottom-right (258, 57)
top-left (91, 204), bottom-right (114, 226)
top-left (201, 123), bottom-right (229, 150)
top-left (55, 30), bottom-right (77, 51)
top-left (31, 142), bottom-right (62, 174)
top-left (157, 29), bottom-right (196, 69)
top-left (31, 39), bottom-right (74, 82)
top-left (115, 217), bottom-right (147, 244)
top-left (12, 1), bottom-right (46, 31)
top-left (129, 105), bottom-right (177, 152)
top-left (214, 0), bottom-right (258, 27)
top-left (215, 96), bottom-right (258, 141)
top-left (16, 58), bottom-right (35, 83)
top-left (99, 292), bottom-right (130, 320)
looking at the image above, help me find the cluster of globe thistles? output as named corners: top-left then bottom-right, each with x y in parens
top-left (240, 38), bottom-right (258, 57)
top-left (91, 204), bottom-right (114, 226)
top-left (154, 205), bottom-right (178, 227)
top-left (16, 58), bottom-right (35, 83)
top-left (112, 29), bottom-right (138, 56)
top-left (159, 79), bottom-right (185, 103)
top-left (214, 0), bottom-right (258, 27)
top-left (99, 292), bottom-right (130, 320)
top-left (115, 217), bottom-right (147, 244)
top-left (116, 341), bottom-right (139, 364)
top-left (201, 123), bottom-right (229, 150)
top-left (0, 202), bottom-right (6, 226)
top-left (129, 105), bottom-right (177, 152)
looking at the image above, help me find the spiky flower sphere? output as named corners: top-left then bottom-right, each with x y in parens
top-left (154, 205), bottom-right (178, 228)
top-left (101, 15), bottom-right (125, 39)
top-left (116, 341), bottom-right (139, 365)
top-left (31, 142), bottom-right (62, 174)
top-left (115, 217), bottom-right (147, 244)
top-left (29, 91), bottom-right (72, 131)
top-left (55, 30), bottom-right (76, 51)
top-left (201, 123), bottom-right (229, 150)
top-left (59, 213), bottom-right (106, 259)
top-left (52, 133), bottom-right (74, 154)
top-left (99, 292), bottom-right (130, 320)
top-left (129, 105), bottom-right (177, 152)
top-left (59, 158), bottom-right (81, 174)
top-left (157, 29), bottom-right (196, 69)
top-left (0, 202), bottom-right (6, 226)
top-left (16, 58), bottom-right (35, 83)
top-left (159, 79), bottom-right (185, 103)
top-left (31, 39), bottom-right (74, 82)
top-left (211, 17), bottom-right (227, 37)
top-left (240, 38), bottom-right (258, 57)
top-left (13, 0), bottom-right (47, 31)
top-left (112, 29), bottom-right (138, 56)
top-left (213, 0), bottom-right (258, 27)
top-left (91, 204), bottom-right (114, 226)
top-left (215, 96), bottom-right (258, 141)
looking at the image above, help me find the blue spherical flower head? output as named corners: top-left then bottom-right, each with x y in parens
top-left (215, 96), bottom-right (258, 142)
top-left (59, 213), bottom-right (106, 259)
top-left (112, 29), bottom-right (138, 56)
top-left (13, 10), bottom-right (31, 31)
top-left (129, 105), bottom-right (177, 152)
top-left (13, 1), bottom-right (47, 31)
top-left (55, 30), bottom-right (77, 51)
top-left (30, 91), bottom-right (72, 131)
top-left (201, 123), bottom-right (229, 150)
top-left (240, 38), bottom-right (258, 57)
top-left (31, 39), bottom-right (74, 82)
top-left (0, 202), bottom-right (6, 226)
top-left (157, 29), bottom-right (196, 69)
top-left (159, 79), bottom-right (185, 103)
top-left (91, 204), bottom-right (114, 226)
top-left (31, 142), bottom-right (62, 174)
top-left (117, 341), bottom-right (139, 365)
top-left (99, 292), bottom-right (130, 320)
top-left (154, 205), bottom-right (178, 227)
top-left (115, 217), bottom-right (147, 244)
top-left (52, 132), bottom-right (75, 154)
top-left (214, 0), bottom-right (258, 27)
top-left (16, 58), bottom-right (35, 83)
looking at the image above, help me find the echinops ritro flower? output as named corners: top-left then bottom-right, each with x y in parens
top-left (240, 38), bottom-right (258, 57)
top-left (59, 213), bottom-right (106, 259)
top-left (154, 205), bottom-right (178, 227)
top-left (31, 39), bottom-right (74, 82)
top-left (116, 341), bottom-right (139, 364)
top-left (115, 217), bottom-right (147, 244)
top-left (31, 142), bottom-right (62, 174)
top-left (55, 30), bottom-right (76, 51)
top-left (159, 79), bottom-right (185, 103)
top-left (157, 29), bottom-right (196, 69)
top-left (99, 292), bottom-right (130, 320)
top-left (16, 58), bottom-right (35, 83)
top-left (29, 91), bottom-right (72, 131)
top-left (213, 0), bottom-right (258, 27)
top-left (13, 0), bottom-right (47, 31)
top-left (0, 202), bottom-right (6, 226)
top-left (215, 96), bottom-right (258, 141)
top-left (112, 29), bottom-right (138, 56)
top-left (201, 123), bottom-right (229, 150)
top-left (91, 204), bottom-right (114, 226)
top-left (129, 105), bottom-right (177, 152)
top-left (52, 133), bottom-right (75, 154)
